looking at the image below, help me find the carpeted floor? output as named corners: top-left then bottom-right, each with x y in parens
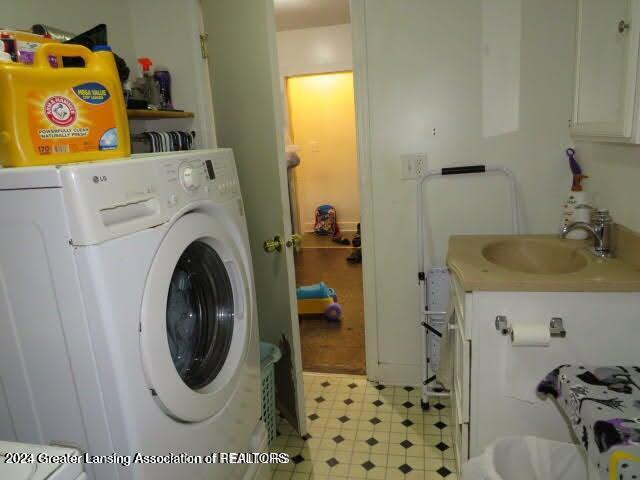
top-left (294, 237), bottom-right (365, 375)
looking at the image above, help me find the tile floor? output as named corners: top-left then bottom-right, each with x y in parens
top-left (270, 373), bottom-right (457, 480)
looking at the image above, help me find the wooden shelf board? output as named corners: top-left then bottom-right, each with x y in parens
top-left (127, 109), bottom-right (194, 120)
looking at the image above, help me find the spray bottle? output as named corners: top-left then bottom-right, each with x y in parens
top-left (135, 57), bottom-right (161, 108)
top-left (561, 148), bottom-right (590, 239)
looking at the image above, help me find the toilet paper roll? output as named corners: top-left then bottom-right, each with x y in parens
top-left (510, 324), bottom-right (550, 347)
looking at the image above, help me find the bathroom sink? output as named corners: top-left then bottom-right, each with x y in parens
top-left (481, 238), bottom-right (588, 274)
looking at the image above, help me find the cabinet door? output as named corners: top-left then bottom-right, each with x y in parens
top-left (452, 307), bottom-right (470, 424)
top-left (571, 0), bottom-right (640, 140)
top-left (451, 383), bottom-right (469, 470)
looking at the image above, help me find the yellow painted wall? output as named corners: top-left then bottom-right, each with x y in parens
top-left (287, 72), bottom-right (360, 232)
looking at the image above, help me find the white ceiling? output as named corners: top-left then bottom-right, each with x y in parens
top-left (274, 0), bottom-right (350, 31)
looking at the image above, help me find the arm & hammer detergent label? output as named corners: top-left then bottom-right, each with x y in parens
top-left (28, 81), bottom-right (119, 156)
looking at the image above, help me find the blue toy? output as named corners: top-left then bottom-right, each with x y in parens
top-left (296, 282), bottom-right (342, 321)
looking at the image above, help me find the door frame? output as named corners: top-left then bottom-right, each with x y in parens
top-left (201, 0), bottom-right (382, 398)
top-left (350, 0), bottom-right (381, 381)
top-left (275, 13), bottom-right (381, 379)
top-left (276, 2), bottom-right (382, 381)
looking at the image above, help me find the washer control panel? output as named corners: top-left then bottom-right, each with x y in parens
top-left (59, 149), bottom-right (240, 245)
top-left (173, 155), bottom-right (239, 199)
top-left (206, 154), bottom-right (240, 200)
top-left (179, 161), bottom-right (206, 192)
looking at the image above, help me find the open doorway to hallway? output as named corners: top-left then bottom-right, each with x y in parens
top-left (274, 6), bottom-right (365, 375)
top-left (287, 72), bottom-right (364, 375)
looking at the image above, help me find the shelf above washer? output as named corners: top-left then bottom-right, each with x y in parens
top-left (127, 109), bottom-right (195, 120)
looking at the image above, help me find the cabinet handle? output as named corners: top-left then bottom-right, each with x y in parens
top-left (619, 20), bottom-right (630, 34)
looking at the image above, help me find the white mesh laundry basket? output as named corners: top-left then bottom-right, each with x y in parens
top-left (259, 342), bottom-right (281, 445)
top-left (462, 436), bottom-right (589, 480)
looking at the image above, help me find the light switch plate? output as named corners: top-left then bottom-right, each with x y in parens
top-left (401, 153), bottom-right (426, 179)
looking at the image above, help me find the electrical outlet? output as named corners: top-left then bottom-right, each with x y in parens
top-left (401, 153), bottom-right (427, 179)
top-left (415, 153), bottom-right (425, 177)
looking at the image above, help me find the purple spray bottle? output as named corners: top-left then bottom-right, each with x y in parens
top-left (153, 66), bottom-right (173, 110)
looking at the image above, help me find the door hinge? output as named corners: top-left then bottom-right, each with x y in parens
top-left (199, 33), bottom-right (209, 59)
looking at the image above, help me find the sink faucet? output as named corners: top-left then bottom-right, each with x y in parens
top-left (560, 209), bottom-right (613, 258)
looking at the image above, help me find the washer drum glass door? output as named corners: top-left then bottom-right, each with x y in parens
top-left (140, 212), bottom-right (252, 422)
top-left (167, 241), bottom-right (233, 390)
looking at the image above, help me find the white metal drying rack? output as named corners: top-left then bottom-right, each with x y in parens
top-left (416, 164), bottom-right (520, 410)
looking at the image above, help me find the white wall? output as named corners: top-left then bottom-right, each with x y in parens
top-left (126, 0), bottom-right (216, 148)
top-left (357, 0), bottom-right (577, 384)
top-left (0, 0), bottom-right (136, 71)
top-left (575, 142), bottom-right (640, 232)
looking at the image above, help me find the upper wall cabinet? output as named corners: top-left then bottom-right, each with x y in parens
top-left (571, 0), bottom-right (640, 143)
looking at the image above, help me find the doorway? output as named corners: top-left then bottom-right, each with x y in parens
top-left (285, 72), bottom-right (365, 375)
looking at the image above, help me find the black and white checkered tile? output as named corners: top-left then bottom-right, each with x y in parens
top-left (270, 373), bottom-right (457, 479)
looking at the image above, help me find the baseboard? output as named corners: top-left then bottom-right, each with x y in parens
top-left (303, 221), bottom-right (359, 233)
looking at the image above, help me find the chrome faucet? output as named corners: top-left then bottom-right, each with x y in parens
top-left (560, 209), bottom-right (613, 258)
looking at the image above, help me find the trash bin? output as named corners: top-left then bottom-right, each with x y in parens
top-left (259, 342), bottom-right (282, 445)
top-left (462, 436), bottom-right (589, 480)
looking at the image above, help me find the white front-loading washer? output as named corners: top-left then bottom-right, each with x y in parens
top-left (0, 150), bottom-right (266, 480)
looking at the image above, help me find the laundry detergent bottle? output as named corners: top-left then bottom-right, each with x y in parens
top-left (0, 43), bottom-right (130, 167)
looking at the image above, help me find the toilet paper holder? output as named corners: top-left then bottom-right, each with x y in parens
top-left (495, 315), bottom-right (567, 338)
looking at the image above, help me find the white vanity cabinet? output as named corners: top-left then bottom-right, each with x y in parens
top-left (570, 0), bottom-right (640, 142)
top-left (448, 273), bottom-right (640, 470)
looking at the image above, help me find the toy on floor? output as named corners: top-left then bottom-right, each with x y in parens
top-left (314, 204), bottom-right (340, 236)
top-left (296, 282), bottom-right (342, 321)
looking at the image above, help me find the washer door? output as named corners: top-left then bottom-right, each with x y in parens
top-left (140, 212), bottom-right (251, 422)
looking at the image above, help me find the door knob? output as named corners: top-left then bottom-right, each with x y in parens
top-left (263, 235), bottom-right (284, 253)
top-left (619, 20), bottom-right (630, 33)
top-left (286, 234), bottom-right (302, 248)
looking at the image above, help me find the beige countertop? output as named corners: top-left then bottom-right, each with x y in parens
top-left (447, 233), bottom-right (640, 292)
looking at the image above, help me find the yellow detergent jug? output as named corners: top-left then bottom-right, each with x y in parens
top-left (0, 43), bottom-right (130, 167)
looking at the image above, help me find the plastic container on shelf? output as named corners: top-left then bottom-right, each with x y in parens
top-left (154, 66), bottom-right (173, 109)
top-left (0, 30), bottom-right (58, 64)
top-left (0, 43), bottom-right (130, 167)
top-left (259, 342), bottom-right (282, 445)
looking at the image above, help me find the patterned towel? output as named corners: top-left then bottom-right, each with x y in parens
top-left (538, 365), bottom-right (640, 480)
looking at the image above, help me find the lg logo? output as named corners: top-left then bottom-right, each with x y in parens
top-left (92, 175), bottom-right (108, 184)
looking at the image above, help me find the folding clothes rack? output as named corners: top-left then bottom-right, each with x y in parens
top-left (416, 165), bottom-right (520, 409)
